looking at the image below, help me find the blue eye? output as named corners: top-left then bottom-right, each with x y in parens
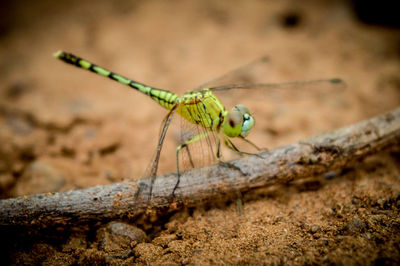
top-left (241, 115), bottom-right (254, 137)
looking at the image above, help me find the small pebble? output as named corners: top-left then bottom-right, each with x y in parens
top-left (96, 222), bottom-right (147, 258)
top-left (310, 225), bottom-right (320, 234)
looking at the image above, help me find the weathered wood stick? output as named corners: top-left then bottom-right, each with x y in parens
top-left (1, 107), bottom-right (399, 227)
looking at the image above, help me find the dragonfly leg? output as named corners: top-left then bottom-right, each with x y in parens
top-left (173, 131), bottom-right (212, 196)
top-left (215, 136), bottom-right (250, 175)
top-left (216, 136), bottom-right (222, 162)
top-left (185, 145), bottom-right (195, 168)
top-left (174, 147), bottom-right (183, 197)
top-left (240, 136), bottom-right (268, 152)
top-left (224, 135), bottom-right (264, 159)
top-left (174, 143), bottom-right (193, 197)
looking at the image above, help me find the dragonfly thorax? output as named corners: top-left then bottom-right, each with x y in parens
top-left (223, 104), bottom-right (254, 138)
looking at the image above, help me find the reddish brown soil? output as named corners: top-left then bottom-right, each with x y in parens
top-left (1, 0), bottom-right (400, 264)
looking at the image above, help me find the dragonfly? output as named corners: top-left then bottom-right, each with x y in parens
top-left (54, 51), bottom-right (343, 199)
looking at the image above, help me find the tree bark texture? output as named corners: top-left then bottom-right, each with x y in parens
top-left (1, 107), bottom-right (399, 227)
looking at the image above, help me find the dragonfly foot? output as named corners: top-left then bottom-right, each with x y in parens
top-left (218, 161), bottom-right (248, 176)
top-left (171, 172), bottom-right (182, 198)
top-left (251, 153), bottom-right (265, 159)
top-left (238, 151), bottom-right (264, 159)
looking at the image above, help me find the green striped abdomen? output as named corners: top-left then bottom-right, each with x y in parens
top-left (54, 51), bottom-right (178, 110)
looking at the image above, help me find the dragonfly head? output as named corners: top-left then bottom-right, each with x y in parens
top-left (224, 104), bottom-right (254, 138)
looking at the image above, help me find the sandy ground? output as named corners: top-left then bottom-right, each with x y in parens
top-left (1, 0), bottom-right (400, 264)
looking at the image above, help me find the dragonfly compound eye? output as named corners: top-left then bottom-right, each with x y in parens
top-left (235, 104), bottom-right (250, 114)
top-left (241, 113), bottom-right (254, 137)
top-left (224, 110), bottom-right (243, 137)
top-left (233, 104), bottom-right (254, 137)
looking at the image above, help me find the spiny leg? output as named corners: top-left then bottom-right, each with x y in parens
top-left (214, 135), bottom-right (247, 174)
top-left (240, 136), bottom-right (268, 152)
top-left (216, 137), bottom-right (246, 214)
top-left (224, 135), bottom-right (264, 159)
top-left (174, 131), bottom-right (211, 196)
top-left (185, 145), bottom-right (195, 168)
top-left (216, 136), bottom-right (222, 162)
top-left (215, 135), bottom-right (246, 213)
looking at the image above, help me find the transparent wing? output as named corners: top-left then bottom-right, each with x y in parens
top-left (194, 56), bottom-right (270, 91)
top-left (193, 56), bottom-right (345, 102)
top-left (139, 103), bottom-right (179, 199)
top-left (177, 121), bottom-right (218, 172)
top-left (139, 100), bottom-right (224, 198)
top-left (193, 59), bottom-right (349, 154)
top-left (207, 77), bottom-right (346, 115)
top-left (175, 105), bottom-right (220, 173)
top-left (209, 78), bottom-right (346, 105)
top-left (210, 78), bottom-right (344, 92)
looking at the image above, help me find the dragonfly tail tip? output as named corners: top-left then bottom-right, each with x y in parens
top-left (330, 78), bottom-right (343, 84)
top-left (53, 50), bottom-right (64, 58)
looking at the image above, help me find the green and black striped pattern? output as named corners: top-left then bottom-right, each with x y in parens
top-left (54, 51), bottom-right (178, 110)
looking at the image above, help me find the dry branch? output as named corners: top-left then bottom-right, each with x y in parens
top-left (1, 107), bottom-right (400, 227)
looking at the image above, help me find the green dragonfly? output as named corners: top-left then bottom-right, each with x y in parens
top-left (54, 51), bottom-right (342, 198)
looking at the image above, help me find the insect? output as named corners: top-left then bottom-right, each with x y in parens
top-left (54, 51), bottom-right (342, 198)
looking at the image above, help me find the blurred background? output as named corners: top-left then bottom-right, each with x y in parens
top-left (0, 0), bottom-right (399, 198)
